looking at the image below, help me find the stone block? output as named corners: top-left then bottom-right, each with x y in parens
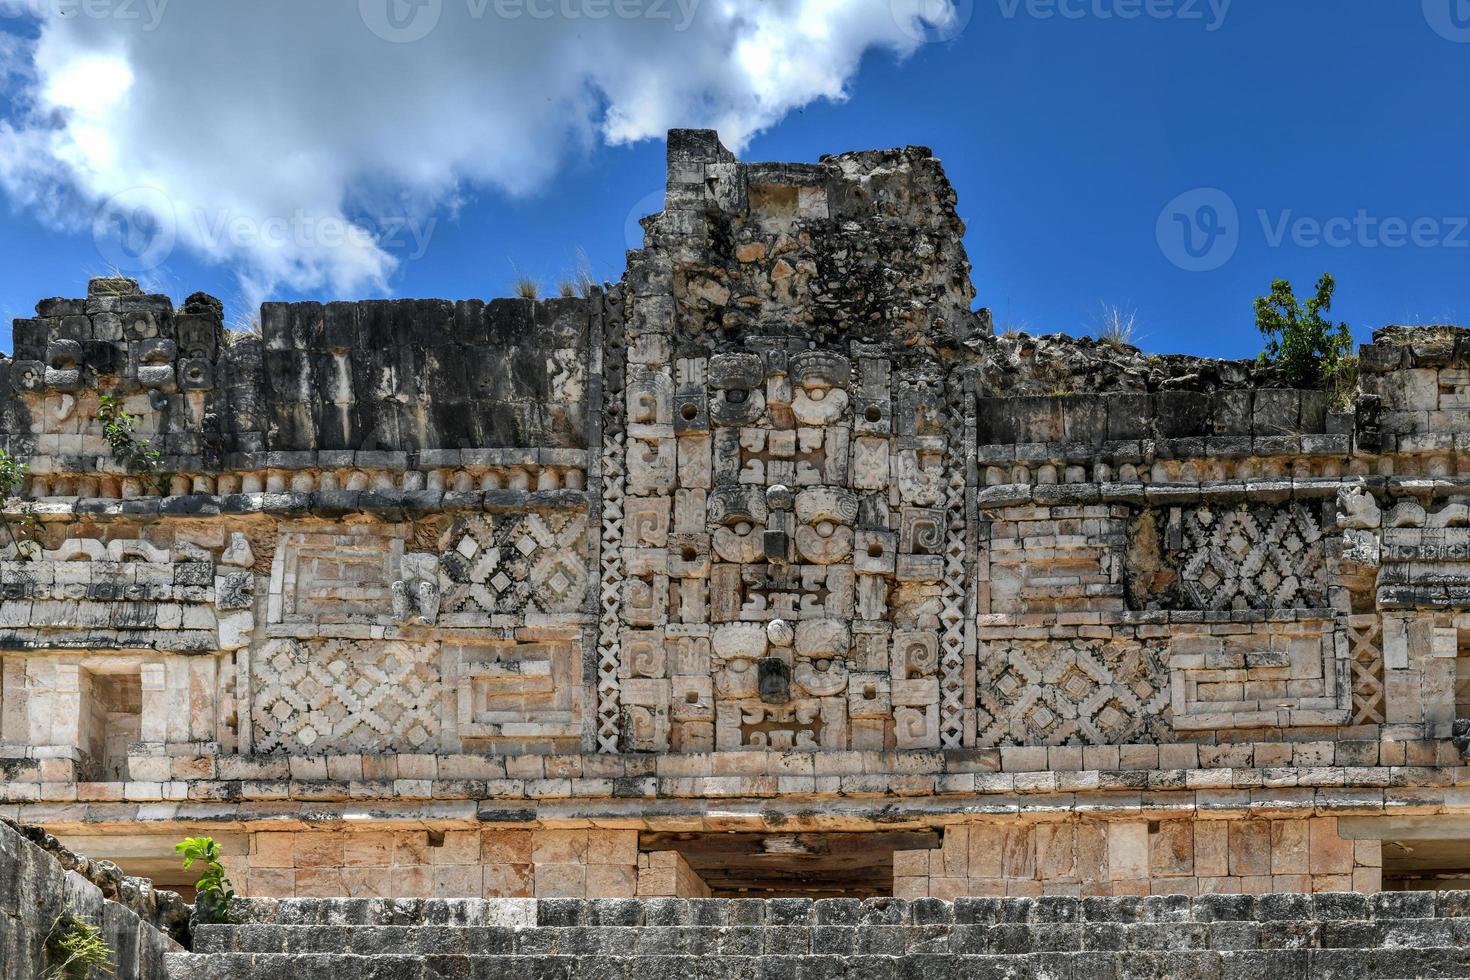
top-left (1308, 818), bottom-right (1355, 876)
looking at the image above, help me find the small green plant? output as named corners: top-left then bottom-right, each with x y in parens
top-left (0, 447), bottom-right (39, 560)
top-left (1255, 273), bottom-right (1355, 391)
top-left (0, 447), bottom-right (27, 499)
top-left (97, 394), bottom-right (168, 493)
top-left (177, 836), bottom-right (237, 924)
top-left (44, 910), bottom-right (115, 980)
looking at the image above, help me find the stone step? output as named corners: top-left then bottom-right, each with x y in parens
top-left (190, 917), bottom-right (1470, 956)
top-left (162, 948), bottom-right (1470, 980)
top-left (225, 892), bottom-right (1470, 929)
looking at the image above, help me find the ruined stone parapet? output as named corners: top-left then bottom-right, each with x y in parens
top-left (0, 817), bottom-right (181, 978)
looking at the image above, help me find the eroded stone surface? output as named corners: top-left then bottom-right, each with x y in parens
top-left (3, 130), bottom-right (1470, 914)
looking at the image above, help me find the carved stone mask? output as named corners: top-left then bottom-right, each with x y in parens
top-left (709, 485), bottom-right (768, 564)
top-left (794, 487), bottom-right (859, 565)
top-left (708, 352), bottom-right (766, 426)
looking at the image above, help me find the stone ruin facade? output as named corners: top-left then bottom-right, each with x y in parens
top-left (2, 129), bottom-right (1470, 909)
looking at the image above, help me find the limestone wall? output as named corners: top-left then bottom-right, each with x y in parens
top-left (4, 129), bottom-right (1470, 902)
top-left (894, 816), bottom-right (1380, 899)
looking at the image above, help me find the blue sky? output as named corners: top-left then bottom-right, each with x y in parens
top-left (1, 0), bottom-right (1466, 359)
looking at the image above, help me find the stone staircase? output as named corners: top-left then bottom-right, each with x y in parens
top-left (168, 893), bottom-right (1470, 980)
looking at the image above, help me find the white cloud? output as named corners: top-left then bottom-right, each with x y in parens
top-left (0, 0), bottom-right (960, 306)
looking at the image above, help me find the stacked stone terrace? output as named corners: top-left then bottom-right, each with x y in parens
top-left (1, 129), bottom-right (1469, 908)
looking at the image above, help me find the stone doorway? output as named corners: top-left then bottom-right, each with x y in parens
top-left (1382, 837), bottom-right (1470, 891)
top-left (639, 831), bottom-right (939, 899)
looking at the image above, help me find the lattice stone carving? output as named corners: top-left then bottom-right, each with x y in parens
top-left (596, 305), bottom-right (628, 752)
top-left (938, 374), bottom-right (968, 749)
top-left (251, 639), bottom-right (441, 754)
top-left (1348, 615), bottom-right (1386, 726)
top-left (438, 512), bottom-right (589, 622)
top-left (1174, 502), bottom-right (1329, 611)
top-left (976, 639), bottom-right (1172, 746)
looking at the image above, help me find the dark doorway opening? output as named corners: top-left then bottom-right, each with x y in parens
top-left (1383, 837), bottom-right (1470, 891)
top-left (639, 831), bottom-right (940, 899)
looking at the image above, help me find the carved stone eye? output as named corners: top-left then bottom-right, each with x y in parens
top-left (734, 522), bottom-right (752, 536)
top-left (765, 485), bottom-right (794, 511)
top-left (766, 619), bottom-right (795, 647)
top-left (726, 389), bottom-right (748, 405)
top-left (816, 521), bottom-right (835, 538)
top-left (808, 388), bottom-right (827, 402)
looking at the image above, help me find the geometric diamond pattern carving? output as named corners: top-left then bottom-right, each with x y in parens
top-left (596, 324), bottom-right (629, 754)
top-left (1177, 503), bottom-right (1328, 611)
top-left (1347, 615), bottom-right (1386, 726)
top-left (251, 639), bottom-right (441, 754)
top-left (976, 639), bottom-right (1172, 746)
top-left (439, 512), bottom-right (589, 620)
top-left (938, 376), bottom-right (968, 749)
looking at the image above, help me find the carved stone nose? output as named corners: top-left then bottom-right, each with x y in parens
top-left (758, 658), bottom-right (791, 705)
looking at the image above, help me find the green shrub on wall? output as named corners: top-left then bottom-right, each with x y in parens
top-left (1255, 273), bottom-right (1357, 407)
top-left (44, 911), bottom-right (114, 980)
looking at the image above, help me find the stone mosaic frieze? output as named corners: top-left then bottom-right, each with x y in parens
top-left (4, 131), bottom-right (1470, 895)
